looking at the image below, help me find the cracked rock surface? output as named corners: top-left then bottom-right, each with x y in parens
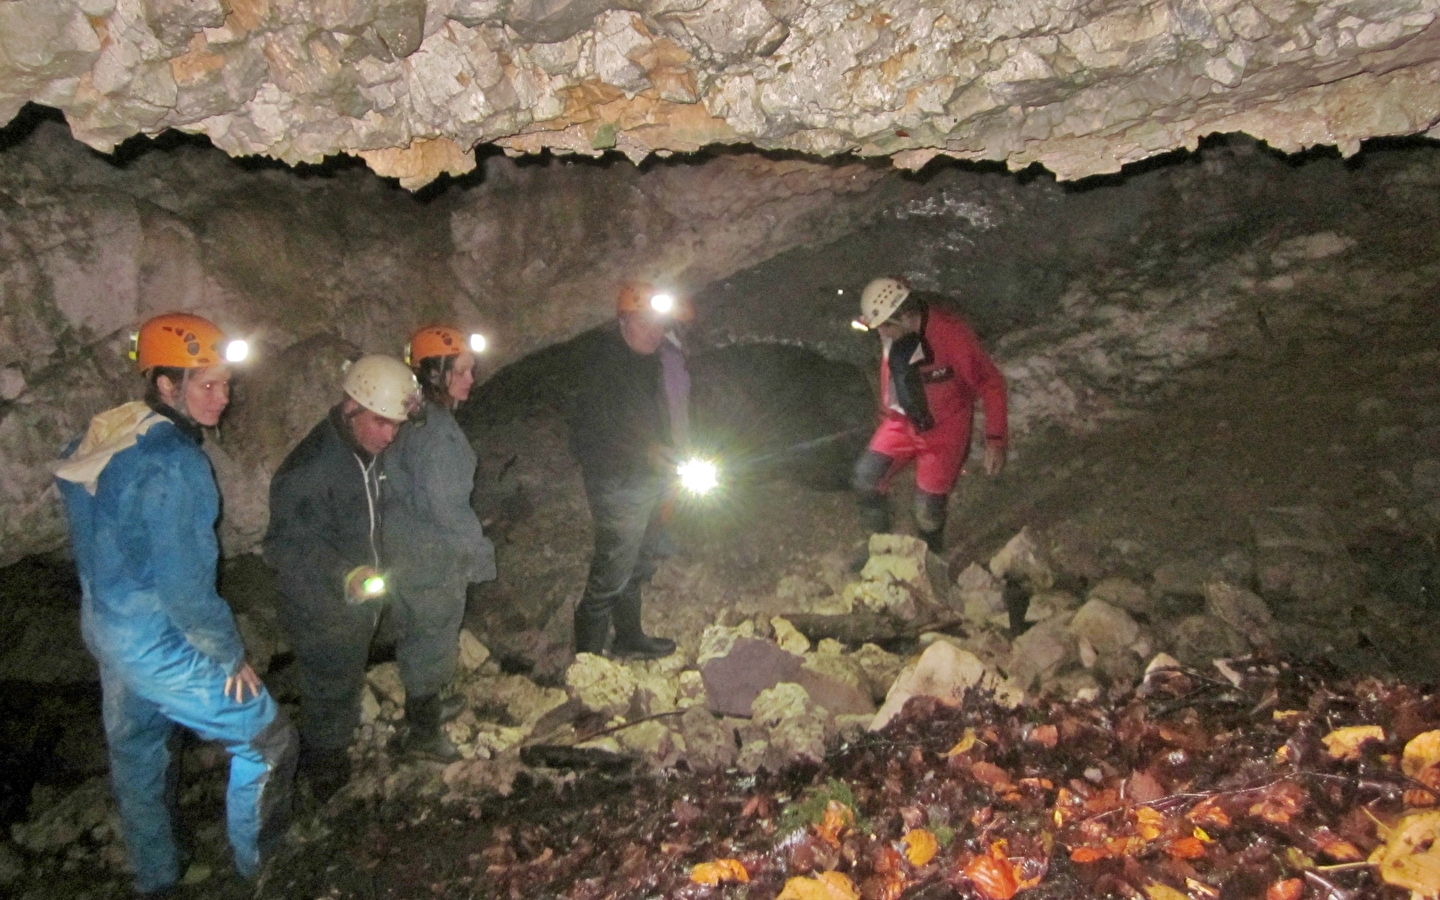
top-left (5, 0), bottom-right (1440, 187)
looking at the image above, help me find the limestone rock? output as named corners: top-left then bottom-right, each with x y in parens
top-left (696, 620), bottom-right (757, 666)
top-left (1203, 581), bottom-right (1275, 650)
top-left (0, 841), bottom-right (20, 886)
top-left (458, 629), bottom-right (491, 671)
top-left (677, 705), bottom-right (736, 773)
top-left (616, 719), bottom-right (679, 767)
top-left (794, 668), bottom-right (876, 717)
top-left (870, 641), bottom-right (1020, 732)
top-left (566, 653), bottom-right (637, 717)
top-left (360, 685), bottom-right (382, 725)
top-left (366, 662), bottom-right (406, 706)
top-left (989, 527), bottom-right (1055, 592)
top-left (1088, 576), bottom-right (1152, 614)
top-left (1025, 590), bottom-right (1080, 623)
top-left (847, 533), bottom-right (948, 619)
top-left (1068, 599), bottom-right (1141, 657)
top-left (1253, 506), bottom-right (1367, 611)
top-left (850, 643), bottom-right (907, 703)
top-left (957, 562), bottom-right (1008, 628)
top-left (1006, 617), bottom-right (1077, 692)
top-left (1151, 561), bottom-right (1209, 599)
top-left (738, 683), bottom-right (827, 771)
top-left (1170, 615), bottom-right (1251, 667)
top-left (771, 616), bottom-right (811, 655)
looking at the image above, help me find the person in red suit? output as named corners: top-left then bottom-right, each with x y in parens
top-left (851, 277), bottom-right (1009, 553)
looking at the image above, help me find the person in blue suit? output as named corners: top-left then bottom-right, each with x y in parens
top-left (55, 313), bottom-right (295, 896)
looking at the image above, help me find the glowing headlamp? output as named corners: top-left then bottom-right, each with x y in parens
top-left (468, 333), bottom-right (487, 353)
top-left (649, 293), bottom-right (676, 315)
top-left (677, 457), bottom-right (720, 496)
top-left (850, 318), bottom-right (870, 332)
top-left (361, 574), bottom-right (387, 597)
top-left (224, 339), bottom-right (250, 363)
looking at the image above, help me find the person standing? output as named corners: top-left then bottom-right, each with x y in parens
top-left (263, 354), bottom-right (418, 800)
top-left (568, 282), bottom-right (693, 659)
top-left (381, 326), bottom-right (497, 761)
top-left (851, 277), bottom-right (1009, 553)
top-left (55, 313), bottom-right (295, 895)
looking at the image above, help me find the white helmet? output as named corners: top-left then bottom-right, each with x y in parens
top-left (343, 355), bottom-right (419, 420)
top-left (859, 277), bottom-right (910, 327)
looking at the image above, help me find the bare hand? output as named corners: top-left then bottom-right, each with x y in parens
top-left (224, 663), bottom-right (262, 703)
top-left (983, 442), bottom-right (1007, 476)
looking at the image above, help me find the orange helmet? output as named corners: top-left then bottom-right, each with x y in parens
top-left (616, 281), bottom-right (694, 322)
top-left (405, 326), bottom-right (486, 367)
top-left (130, 313), bottom-right (240, 370)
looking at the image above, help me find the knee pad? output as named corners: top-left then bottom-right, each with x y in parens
top-left (914, 492), bottom-right (948, 534)
top-left (851, 451), bottom-right (892, 494)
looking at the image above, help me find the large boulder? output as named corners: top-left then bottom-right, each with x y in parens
top-left (870, 642), bottom-right (1020, 732)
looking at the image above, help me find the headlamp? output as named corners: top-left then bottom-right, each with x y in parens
top-left (850, 318), bottom-right (870, 332)
top-left (649, 293), bottom-right (676, 315)
top-left (676, 457), bottom-right (719, 496)
top-left (361, 574), bottom-right (387, 597)
top-left (468, 333), bottom-right (487, 353)
top-left (224, 339), bottom-right (250, 363)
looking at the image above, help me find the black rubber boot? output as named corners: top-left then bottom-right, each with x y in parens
top-left (401, 694), bottom-right (462, 763)
top-left (857, 492), bottom-right (892, 534)
top-left (438, 693), bottom-right (467, 723)
top-left (573, 602), bottom-right (611, 655)
top-left (919, 527), bottom-right (945, 555)
top-left (300, 746), bottom-right (351, 804)
top-left (610, 586), bottom-right (676, 660)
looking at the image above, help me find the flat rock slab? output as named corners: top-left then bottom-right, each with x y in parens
top-left (701, 637), bottom-right (802, 718)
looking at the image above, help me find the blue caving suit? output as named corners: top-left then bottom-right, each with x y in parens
top-left (55, 401), bottom-right (296, 895)
top-left (382, 401), bottom-right (496, 700)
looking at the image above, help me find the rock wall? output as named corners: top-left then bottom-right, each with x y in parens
top-left (3, 0), bottom-right (1440, 187)
top-left (0, 116), bottom-right (893, 565)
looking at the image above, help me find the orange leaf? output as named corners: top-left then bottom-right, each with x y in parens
top-left (1266, 878), bottom-right (1303, 900)
top-left (1164, 837), bottom-right (1206, 860)
top-left (1186, 798), bottom-right (1231, 829)
top-left (690, 859), bottom-right (749, 885)
top-left (1321, 725), bottom-right (1385, 761)
top-left (1311, 828), bottom-right (1363, 863)
top-left (1247, 781), bottom-right (1307, 826)
top-left (1136, 807), bottom-right (1165, 841)
top-left (903, 829), bottom-right (939, 867)
top-left (1028, 724), bottom-right (1059, 748)
top-left (964, 854), bottom-right (1019, 900)
top-left (776, 871), bottom-right (860, 900)
top-left (1070, 847), bottom-right (1108, 864)
top-left (814, 800), bottom-right (855, 847)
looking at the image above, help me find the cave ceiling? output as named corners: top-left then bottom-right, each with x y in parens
top-left (4, 0), bottom-right (1440, 187)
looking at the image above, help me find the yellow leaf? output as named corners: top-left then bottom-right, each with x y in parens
top-left (1137, 806), bottom-right (1164, 841)
top-left (690, 859), bottom-right (749, 885)
top-left (1143, 882), bottom-right (1190, 900)
top-left (946, 728), bottom-right (979, 756)
top-left (776, 871), bottom-right (860, 900)
top-left (903, 829), bottom-right (939, 866)
top-left (1369, 810), bottom-right (1440, 895)
top-left (1321, 725), bottom-right (1385, 761)
top-left (1193, 827), bottom-right (1212, 842)
top-left (1272, 710), bottom-right (1302, 723)
top-left (1403, 731), bottom-right (1440, 780)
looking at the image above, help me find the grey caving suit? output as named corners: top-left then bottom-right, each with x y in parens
top-left (382, 401), bottom-right (496, 700)
top-left (263, 405), bottom-right (386, 779)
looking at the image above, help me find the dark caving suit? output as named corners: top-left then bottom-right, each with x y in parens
top-left (382, 401), bottom-right (496, 715)
top-left (854, 304), bottom-right (1008, 549)
top-left (568, 323), bottom-right (689, 654)
top-left (56, 401), bottom-right (295, 894)
top-left (263, 405), bottom-right (388, 787)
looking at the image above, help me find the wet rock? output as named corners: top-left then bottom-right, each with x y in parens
top-left (794, 669), bottom-right (876, 718)
top-left (771, 616), bottom-right (811, 655)
top-left (870, 642), bottom-right (1021, 732)
top-left (1203, 581), bottom-right (1275, 650)
top-left (676, 670), bottom-right (707, 709)
top-left (1069, 599), bottom-right (1141, 657)
top-left (1043, 670), bottom-right (1103, 703)
top-left (1006, 617), bottom-right (1077, 692)
top-left (989, 528), bottom-right (1055, 592)
top-left (631, 667), bottom-right (680, 716)
top-left (470, 674), bottom-right (568, 727)
top-left (360, 685), bottom-right (382, 725)
top-left (850, 643), bottom-right (907, 703)
top-left (1093, 649), bottom-right (1144, 692)
top-left (738, 683), bottom-right (827, 771)
top-left (565, 653), bottom-right (636, 717)
top-left (1087, 576), bottom-right (1152, 614)
top-left (1270, 232), bottom-right (1355, 268)
top-left (457, 629), bottom-right (491, 671)
top-left (616, 720), bottom-right (679, 767)
top-left (858, 534), bottom-right (949, 609)
top-left (677, 706), bottom-right (736, 773)
top-left (1151, 560), bottom-right (1209, 599)
top-left (1038, 521), bottom-right (1108, 583)
top-left (700, 637), bottom-right (801, 718)
top-left (1253, 506), bottom-right (1367, 611)
top-left (1024, 590), bottom-right (1080, 623)
top-left (956, 562), bottom-right (1007, 627)
top-left (1170, 615), bottom-right (1250, 667)
top-left (696, 621), bottom-right (757, 666)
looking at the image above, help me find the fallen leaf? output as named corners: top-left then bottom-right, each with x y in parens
top-left (972, 761), bottom-right (1015, 790)
top-left (1136, 806), bottom-right (1165, 841)
top-left (1369, 810), bottom-right (1440, 895)
top-left (1028, 724), bottom-right (1059, 748)
top-left (1403, 731), bottom-right (1440, 780)
top-left (815, 800), bottom-right (855, 847)
top-left (964, 853), bottom-right (1019, 900)
top-left (1321, 725), bottom-right (1385, 761)
top-left (946, 728), bottom-right (979, 756)
top-left (1186, 798), bottom-right (1231, 829)
top-left (1248, 780), bottom-right (1307, 825)
top-left (776, 871), bottom-right (860, 900)
top-left (1266, 878), bottom-right (1303, 900)
top-left (1143, 882), bottom-right (1189, 900)
top-left (1164, 836), bottom-right (1206, 859)
top-left (1311, 827), bottom-right (1363, 862)
top-left (690, 859), bottom-right (749, 885)
top-left (903, 829), bottom-right (939, 867)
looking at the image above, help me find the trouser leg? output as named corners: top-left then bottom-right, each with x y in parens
top-left (575, 476), bottom-right (663, 654)
top-left (99, 663), bottom-right (181, 895)
top-left (393, 573), bottom-right (466, 701)
top-left (852, 450), bottom-right (895, 533)
top-left (283, 604), bottom-right (378, 756)
top-left (915, 490), bottom-right (948, 554)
